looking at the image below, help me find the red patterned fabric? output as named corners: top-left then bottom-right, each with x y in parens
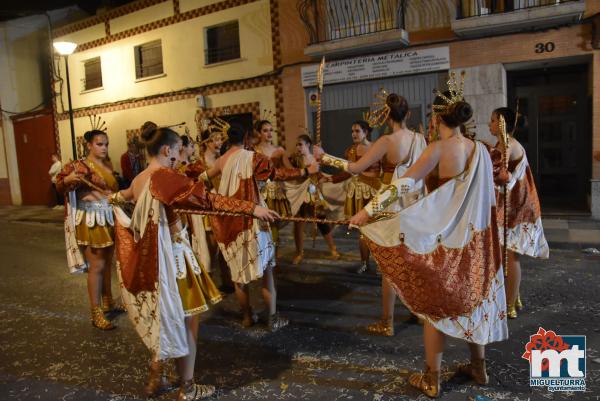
top-left (366, 220), bottom-right (501, 320)
top-left (56, 160), bottom-right (115, 193)
top-left (114, 216), bottom-right (159, 294)
top-left (149, 168), bottom-right (255, 214)
top-left (184, 159), bottom-right (207, 179)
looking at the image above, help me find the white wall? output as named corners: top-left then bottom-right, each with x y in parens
top-left (53, 0), bottom-right (273, 114)
top-left (57, 85), bottom-right (277, 169)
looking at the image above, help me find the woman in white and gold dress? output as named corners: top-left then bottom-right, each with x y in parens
top-left (489, 107), bottom-right (548, 319)
top-left (114, 127), bottom-right (277, 400)
top-left (316, 93), bottom-right (427, 337)
top-left (321, 120), bottom-right (381, 274)
top-left (287, 134), bottom-right (340, 265)
top-left (350, 85), bottom-right (508, 398)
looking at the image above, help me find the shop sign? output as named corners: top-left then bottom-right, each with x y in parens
top-left (301, 47), bottom-right (450, 87)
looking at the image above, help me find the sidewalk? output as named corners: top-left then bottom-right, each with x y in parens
top-left (543, 216), bottom-right (600, 250)
top-left (0, 205), bottom-right (64, 226)
top-left (1, 206), bottom-right (599, 250)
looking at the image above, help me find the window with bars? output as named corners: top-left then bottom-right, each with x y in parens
top-left (134, 40), bottom-right (164, 79)
top-left (83, 57), bottom-right (102, 91)
top-left (205, 21), bottom-right (241, 65)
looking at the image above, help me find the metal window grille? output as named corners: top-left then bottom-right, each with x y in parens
top-left (134, 40), bottom-right (163, 79)
top-left (457, 0), bottom-right (580, 19)
top-left (298, 0), bottom-right (406, 44)
top-left (205, 21), bottom-right (241, 65)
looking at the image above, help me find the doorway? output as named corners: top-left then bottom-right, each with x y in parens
top-left (508, 64), bottom-right (590, 212)
top-left (12, 109), bottom-right (57, 205)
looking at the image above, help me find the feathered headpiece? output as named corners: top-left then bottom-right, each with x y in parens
top-left (365, 88), bottom-right (391, 128)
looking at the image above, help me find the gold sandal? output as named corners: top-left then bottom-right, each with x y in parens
top-left (366, 318), bottom-right (394, 337)
top-left (101, 295), bottom-right (126, 313)
top-left (507, 303), bottom-right (518, 319)
top-left (516, 293), bottom-right (523, 310)
top-left (456, 358), bottom-right (489, 385)
top-left (292, 252), bottom-right (304, 265)
top-left (408, 367), bottom-right (440, 398)
top-left (144, 360), bottom-right (175, 397)
top-left (268, 313), bottom-right (289, 332)
top-left (177, 380), bottom-right (215, 401)
top-left (91, 306), bottom-right (115, 330)
top-left (330, 248), bottom-right (341, 260)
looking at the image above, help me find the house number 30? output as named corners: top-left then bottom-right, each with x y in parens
top-left (535, 42), bottom-right (555, 53)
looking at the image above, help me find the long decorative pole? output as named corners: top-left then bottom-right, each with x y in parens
top-left (173, 208), bottom-right (396, 225)
top-left (315, 56), bottom-right (325, 146)
top-left (498, 115), bottom-right (510, 277)
top-left (313, 56), bottom-right (326, 247)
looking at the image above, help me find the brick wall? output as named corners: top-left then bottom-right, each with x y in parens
top-left (280, 65), bottom-right (307, 150)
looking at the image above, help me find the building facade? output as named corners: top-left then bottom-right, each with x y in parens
top-left (1, 0), bottom-right (599, 218)
top-left (51, 0), bottom-right (286, 167)
top-left (279, 0), bottom-right (600, 217)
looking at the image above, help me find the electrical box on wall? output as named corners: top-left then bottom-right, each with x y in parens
top-left (196, 95), bottom-right (205, 108)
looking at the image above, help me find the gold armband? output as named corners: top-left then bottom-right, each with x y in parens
top-left (108, 191), bottom-right (125, 205)
top-left (364, 177), bottom-right (414, 216)
top-left (321, 154), bottom-right (349, 172)
top-left (198, 171), bottom-right (213, 190)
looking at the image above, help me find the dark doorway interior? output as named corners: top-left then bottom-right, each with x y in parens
top-left (507, 64), bottom-right (590, 212)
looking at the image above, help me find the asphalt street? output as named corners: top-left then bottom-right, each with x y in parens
top-left (0, 220), bottom-right (599, 401)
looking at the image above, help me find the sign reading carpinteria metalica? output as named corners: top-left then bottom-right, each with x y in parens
top-left (301, 46), bottom-right (450, 87)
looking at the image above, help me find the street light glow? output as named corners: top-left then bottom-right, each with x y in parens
top-left (53, 41), bottom-right (77, 55)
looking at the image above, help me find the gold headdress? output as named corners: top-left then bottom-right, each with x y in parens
top-left (461, 119), bottom-right (477, 139)
top-left (261, 109), bottom-right (276, 122)
top-left (432, 71), bottom-right (466, 115)
top-left (204, 117), bottom-right (230, 144)
top-left (88, 114), bottom-right (107, 132)
top-left (365, 88), bottom-right (391, 128)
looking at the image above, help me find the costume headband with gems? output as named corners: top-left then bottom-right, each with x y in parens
top-left (205, 117), bottom-right (230, 144)
top-left (432, 71), bottom-right (466, 115)
top-left (365, 88), bottom-right (391, 128)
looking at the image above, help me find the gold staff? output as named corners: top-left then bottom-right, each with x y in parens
top-left (312, 56), bottom-right (326, 247)
top-left (173, 208), bottom-right (396, 225)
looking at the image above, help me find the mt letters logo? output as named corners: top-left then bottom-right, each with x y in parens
top-left (522, 327), bottom-right (585, 392)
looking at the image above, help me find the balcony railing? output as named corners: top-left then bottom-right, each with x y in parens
top-left (457, 0), bottom-right (581, 19)
top-left (298, 0), bottom-right (407, 45)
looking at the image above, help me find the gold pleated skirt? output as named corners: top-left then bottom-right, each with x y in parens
top-left (76, 220), bottom-right (114, 248)
top-left (176, 261), bottom-right (222, 316)
top-left (344, 175), bottom-right (382, 217)
top-left (265, 197), bottom-right (292, 217)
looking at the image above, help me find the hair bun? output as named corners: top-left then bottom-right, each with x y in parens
top-left (83, 131), bottom-right (93, 142)
top-left (449, 101), bottom-right (472, 125)
top-left (140, 126), bottom-right (157, 143)
top-left (386, 93), bottom-right (400, 107)
top-left (385, 93), bottom-right (409, 123)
